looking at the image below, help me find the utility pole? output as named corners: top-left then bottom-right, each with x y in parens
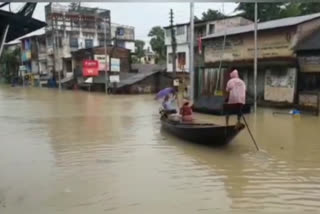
top-left (104, 17), bottom-right (109, 94)
top-left (189, 2), bottom-right (195, 103)
top-left (254, 2), bottom-right (258, 112)
top-left (170, 9), bottom-right (177, 78)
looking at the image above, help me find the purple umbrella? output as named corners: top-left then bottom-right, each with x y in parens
top-left (155, 87), bottom-right (175, 99)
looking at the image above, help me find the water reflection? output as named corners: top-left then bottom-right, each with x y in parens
top-left (0, 86), bottom-right (320, 213)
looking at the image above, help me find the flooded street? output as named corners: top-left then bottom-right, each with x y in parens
top-left (1, 86), bottom-right (320, 213)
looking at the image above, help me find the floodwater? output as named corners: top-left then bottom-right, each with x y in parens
top-left (0, 86), bottom-right (320, 214)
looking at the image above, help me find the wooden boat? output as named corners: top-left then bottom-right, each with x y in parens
top-left (161, 117), bottom-right (244, 146)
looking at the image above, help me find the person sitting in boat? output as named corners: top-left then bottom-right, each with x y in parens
top-left (180, 101), bottom-right (193, 122)
top-left (225, 69), bottom-right (246, 126)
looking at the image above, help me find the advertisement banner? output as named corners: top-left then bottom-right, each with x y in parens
top-left (83, 60), bottom-right (99, 77)
top-left (94, 54), bottom-right (108, 71)
top-left (111, 58), bottom-right (120, 72)
top-left (109, 75), bottom-right (120, 83)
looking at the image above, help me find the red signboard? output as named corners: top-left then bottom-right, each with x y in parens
top-left (83, 60), bottom-right (99, 77)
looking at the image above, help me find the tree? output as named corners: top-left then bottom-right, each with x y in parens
top-left (148, 26), bottom-right (166, 63)
top-left (200, 9), bottom-right (226, 21)
top-left (235, 3), bottom-right (283, 22)
top-left (69, 2), bottom-right (80, 11)
top-left (0, 47), bottom-right (21, 83)
top-left (134, 40), bottom-right (145, 63)
top-left (279, 3), bottom-right (301, 19)
top-left (235, 2), bottom-right (320, 22)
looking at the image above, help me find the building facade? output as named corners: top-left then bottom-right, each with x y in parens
top-left (164, 16), bottom-right (253, 73)
top-left (200, 13), bottom-right (320, 104)
top-left (45, 3), bottom-right (112, 78)
top-left (111, 23), bottom-right (135, 52)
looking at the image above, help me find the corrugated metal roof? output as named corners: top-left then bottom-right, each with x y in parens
top-left (296, 30), bottom-right (320, 51)
top-left (116, 64), bottom-right (166, 88)
top-left (203, 13), bottom-right (320, 40)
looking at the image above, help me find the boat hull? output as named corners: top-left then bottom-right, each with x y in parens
top-left (161, 118), bottom-right (244, 146)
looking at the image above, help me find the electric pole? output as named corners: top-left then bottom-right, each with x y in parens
top-left (170, 9), bottom-right (177, 78)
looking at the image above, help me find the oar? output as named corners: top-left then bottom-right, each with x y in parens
top-left (241, 114), bottom-right (260, 151)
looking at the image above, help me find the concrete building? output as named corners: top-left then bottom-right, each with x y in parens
top-left (111, 23), bottom-right (135, 52)
top-left (44, 3), bottom-right (111, 79)
top-left (164, 16), bottom-right (253, 73)
top-left (200, 13), bottom-right (320, 106)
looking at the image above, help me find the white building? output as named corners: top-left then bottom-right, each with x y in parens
top-left (164, 16), bottom-right (253, 73)
top-left (111, 23), bottom-right (135, 52)
top-left (45, 3), bottom-right (112, 77)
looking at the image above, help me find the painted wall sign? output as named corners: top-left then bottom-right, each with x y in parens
top-left (94, 54), bottom-right (108, 71)
top-left (111, 58), bottom-right (120, 72)
top-left (83, 60), bottom-right (99, 77)
top-left (204, 29), bottom-right (295, 63)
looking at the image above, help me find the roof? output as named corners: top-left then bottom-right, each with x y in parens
top-left (202, 12), bottom-right (320, 40)
top-left (163, 15), bottom-right (243, 29)
top-left (296, 30), bottom-right (320, 51)
top-left (0, 9), bottom-right (46, 42)
top-left (116, 64), bottom-right (165, 88)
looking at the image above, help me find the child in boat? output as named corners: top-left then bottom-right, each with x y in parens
top-left (180, 101), bottom-right (193, 122)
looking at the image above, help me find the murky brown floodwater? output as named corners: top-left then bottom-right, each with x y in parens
top-left (1, 86), bottom-right (320, 213)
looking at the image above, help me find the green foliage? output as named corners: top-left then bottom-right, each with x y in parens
top-left (235, 2), bottom-right (320, 22)
top-left (134, 40), bottom-right (145, 63)
top-left (148, 26), bottom-right (166, 63)
top-left (200, 9), bottom-right (226, 21)
top-left (0, 47), bottom-right (21, 83)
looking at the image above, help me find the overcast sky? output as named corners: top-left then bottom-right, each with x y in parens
top-left (7, 2), bottom-right (238, 45)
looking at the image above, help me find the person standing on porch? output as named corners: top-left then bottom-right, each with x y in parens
top-left (225, 69), bottom-right (246, 126)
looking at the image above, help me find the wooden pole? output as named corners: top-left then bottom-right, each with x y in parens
top-left (189, 2), bottom-right (195, 103)
top-left (254, 2), bottom-right (258, 112)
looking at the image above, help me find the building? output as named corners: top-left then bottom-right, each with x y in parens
top-left (44, 3), bottom-right (111, 79)
top-left (141, 47), bottom-right (156, 64)
top-left (111, 23), bottom-right (135, 52)
top-left (113, 64), bottom-right (171, 94)
top-left (71, 46), bottom-right (131, 91)
top-left (200, 13), bottom-right (320, 105)
top-left (164, 16), bottom-right (253, 73)
top-left (20, 34), bottom-right (47, 75)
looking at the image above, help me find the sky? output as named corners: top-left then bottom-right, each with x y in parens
top-left (7, 2), bottom-right (238, 46)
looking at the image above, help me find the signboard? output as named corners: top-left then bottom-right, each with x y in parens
top-left (109, 75), bottom-right (120, 83)
top-left (264, 68), bottom-right (296, 103)
top-left (94, 54), bottom-right (108, 71)
top-left (173, 79), bottom-right (180, 86)
top-left (298, 56), bottom-right (320, 72)
top-left (83, 60), bottom-right (99, 77)
top-left (111, 58), bottom-right (120, 72)
top-left (204, 30), bottom-right (294, 63)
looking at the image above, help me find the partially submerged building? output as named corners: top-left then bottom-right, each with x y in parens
top-left (164, 16), bottom-right (253, 74)
top-left (199, 13), bottom-right (320, 106)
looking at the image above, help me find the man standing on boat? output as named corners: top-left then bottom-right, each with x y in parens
top-left (225, 69), bottom-right (246, 126)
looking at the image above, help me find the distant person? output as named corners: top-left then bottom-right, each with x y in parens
top-left (180, 101), bottom-right (193, 122)
top-left (225, 69), bottom-right (246, 126)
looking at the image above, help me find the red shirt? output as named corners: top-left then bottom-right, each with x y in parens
top-left (180, 106), bottom-right (192, 116)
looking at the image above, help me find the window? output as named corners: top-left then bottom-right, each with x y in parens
top-left (168, 53), bottom-right (173, 63)
top-left (85, 39), bottom-right (93, 48)
top-left (99, 39), bottom-right (105, 46)
top-left (209, 24), bottom-right (215, 34)
top-left (70, 38), bottom-right (79, 48)
top-left (177, 52), bottom-right (186, 69)
top-left (116, 27), bottom-right (125, 36)
top-left (176, 26), bottom-right (185, 35)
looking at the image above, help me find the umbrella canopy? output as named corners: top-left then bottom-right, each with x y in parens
top-left (155, 87), bottom-right (175, 100)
